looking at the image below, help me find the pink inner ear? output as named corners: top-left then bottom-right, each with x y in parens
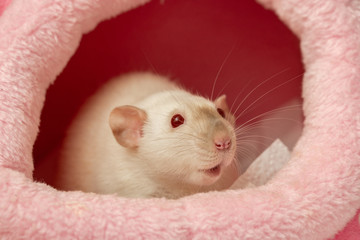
top-left (109, 105), bottom-right (147, 148)
top-left (214, 95), bottom-right (236, 125)
top-left (215, 95), bottom-right (230, 112)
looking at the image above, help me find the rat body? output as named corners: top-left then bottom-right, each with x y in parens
top-left (54, 72), bottom-right (238, 198)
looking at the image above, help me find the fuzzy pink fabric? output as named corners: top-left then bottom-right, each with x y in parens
top-left (0, 0), bottom-right (359, 239)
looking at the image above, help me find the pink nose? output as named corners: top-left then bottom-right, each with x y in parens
top-left (214, 138), bottom-right (231, 150)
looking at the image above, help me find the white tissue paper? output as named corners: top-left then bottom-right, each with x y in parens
top-left (230, 139), bottom-right (291, 189)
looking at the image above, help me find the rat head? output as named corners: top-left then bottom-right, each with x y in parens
top-left (109, 90), bottom-right (236, 187)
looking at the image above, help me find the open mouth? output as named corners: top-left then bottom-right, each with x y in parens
top-left (202, 164), bottom-right (221, 177)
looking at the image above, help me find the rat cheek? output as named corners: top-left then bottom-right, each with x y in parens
top-left (188, 170), bottom-right (217, 186)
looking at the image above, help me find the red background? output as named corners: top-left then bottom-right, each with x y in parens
top-left (33, 0), bottom-right (303, 166)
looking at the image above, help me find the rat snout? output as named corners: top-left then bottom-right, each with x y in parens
top-left (214, 136), bottom-right (231, 150)
top-left (211, 120), bottom-right (233, 151)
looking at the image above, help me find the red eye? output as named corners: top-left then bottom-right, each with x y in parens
top-left (171, 114), bottom-right (185, 128)
top-left (217, 108), bottom-right (225, 118)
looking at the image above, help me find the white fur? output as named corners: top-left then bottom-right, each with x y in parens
top-left (54, 72), bottom-right (238, 198)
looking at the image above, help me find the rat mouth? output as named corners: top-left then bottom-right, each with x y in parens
top-left (201, 164), bottom-right (222, 177)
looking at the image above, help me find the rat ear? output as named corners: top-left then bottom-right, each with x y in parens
top-left (214, 95), bottom-right (235, 125)
top-left (214, 95), bottom-right (230, 113)
top-left (109, 105), bottom-right (147, 148)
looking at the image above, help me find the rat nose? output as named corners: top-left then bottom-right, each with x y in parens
top-left (214, 137), bottom-right (231, 150)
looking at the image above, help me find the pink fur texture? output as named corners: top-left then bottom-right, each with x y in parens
top-left (0, 0), bottom-right (359, 239)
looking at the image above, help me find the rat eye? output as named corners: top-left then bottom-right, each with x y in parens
top-left (217, 108), bottom-right (225, 118)
top-left (171, 114), bottom-right (185, 128)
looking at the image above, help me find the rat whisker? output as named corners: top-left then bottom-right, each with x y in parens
top-left (237, 139), bottom-right (269, 149)
top-left (232, 69), bottom-right (294, 117)
top-left (214, 79), bottom-right (233, 101)
top-left (235, 116), bottom-right (303, 133)
top-left (232, 156), bottom-right (242, 174)
top-left (141, 49), bottom-right (160, 76)
top-left (229, 80), bottom-right (253, 114)
top-left (234, 103), bottom-right (303, 130)
top-left (211, 43), bottom-right (236, 100)
top-left (234, 73), bottom-right (304, 120)
top-left (236, 134), bottom-right (276, 142)
top-left (230, 68), bottom-right (291, 116)
top-left (234, 103), bottom-right (302, 123)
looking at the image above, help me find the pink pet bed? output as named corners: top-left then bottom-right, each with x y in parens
top-left (1, 0), bottom-right (359, 239)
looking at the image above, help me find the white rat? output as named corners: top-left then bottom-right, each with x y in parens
top-left (54, 72), bottom-right (238, 199)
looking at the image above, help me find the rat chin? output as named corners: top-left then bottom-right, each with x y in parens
top-left (186, 167), bottom-right (223, 186)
